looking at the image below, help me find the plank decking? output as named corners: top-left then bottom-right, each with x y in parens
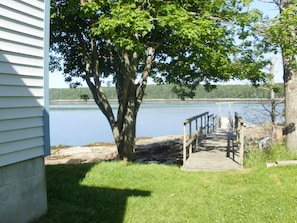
top-left (181, 128), bottom-right (242, 171)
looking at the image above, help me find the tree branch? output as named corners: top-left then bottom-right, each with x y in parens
top-left (136, 46), bottom-right (155, 111)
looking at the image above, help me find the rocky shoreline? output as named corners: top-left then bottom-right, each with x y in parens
top-left (45, 125), bottom-right (281, 165)
top-left (45, 135), bottom-right (184, 165)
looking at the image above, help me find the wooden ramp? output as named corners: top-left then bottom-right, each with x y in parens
top-left (181, 129), bottom-right (242, 171)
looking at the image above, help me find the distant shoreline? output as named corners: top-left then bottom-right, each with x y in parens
top-left (50, 98), bottom-right (284, 105)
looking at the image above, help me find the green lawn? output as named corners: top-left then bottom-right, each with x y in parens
top-left (35, 161), bottom-right (297, 223)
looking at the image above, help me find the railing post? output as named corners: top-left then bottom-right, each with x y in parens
top-left (183, 112), bottom-right (214, 166)
top-left (204, 113), bottom-right (207, 134)
top-left (235, 112), bottom-right (245, 165)
top-left (183, 123), bottom-right (187, 165)
top-left (189, 122), bottom-right (192, 156)
top-left (207, 114), bottom-right (210, 133)
top-left (195, 118), bottom-right (198, 150)
top-left (200, 116), bottom-right (203, 134)
top-left (239, 121), bottom-right (244, 165)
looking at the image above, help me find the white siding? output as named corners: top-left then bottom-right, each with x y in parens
top-left (0, 0), bottom-right (49, 167)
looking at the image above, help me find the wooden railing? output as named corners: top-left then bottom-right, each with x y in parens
top-left (234, 112), bottom-right (245, 165)
top-left (183, 112), bottom-right (216, 164)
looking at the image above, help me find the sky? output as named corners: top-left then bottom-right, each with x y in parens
top-left (49, 0), bottom-right (282, 89)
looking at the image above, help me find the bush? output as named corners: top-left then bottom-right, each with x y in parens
top-left (80, 94), bottom-right (90, 101)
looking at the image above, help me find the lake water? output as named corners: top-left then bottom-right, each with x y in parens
top-left (49, 101), bottom-right (284, 146)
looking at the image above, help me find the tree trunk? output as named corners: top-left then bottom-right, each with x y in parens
top-left (278, 0), bottom-right (297, 150)
top-left (114, 100), bottom-right (137, 161)
top-left (112, 51), bottom-right (140, 161)
top-left (283, 57), bottom-right (297, 150)
top-left (114, 47), bottom-right (154, 161)
top-left (269, 60), bottom-right (277, 146)
top-left (86, 46), bottom-right (154, 161)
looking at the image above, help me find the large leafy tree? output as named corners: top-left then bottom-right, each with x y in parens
top-left (265, 0), bottom-right (297, 150)
top-left (50, 0), bottom-right (267, 161)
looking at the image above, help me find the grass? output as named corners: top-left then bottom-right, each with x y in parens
top-left (244, 144), bottom-right (297, 168)
top-left (35, 160), bottom-right (297, 223)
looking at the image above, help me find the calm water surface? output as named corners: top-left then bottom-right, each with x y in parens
top-left (49, 101), bottom-right (283, 146)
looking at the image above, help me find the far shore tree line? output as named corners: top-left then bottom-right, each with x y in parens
top-left (49, 84), bottom-right (285, 101)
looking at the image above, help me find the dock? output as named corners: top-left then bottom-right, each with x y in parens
top-left (181, 112), bottom-right (244, 171)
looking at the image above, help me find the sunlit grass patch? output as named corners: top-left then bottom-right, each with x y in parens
top-left (36, 161), bottom-right (297, 223)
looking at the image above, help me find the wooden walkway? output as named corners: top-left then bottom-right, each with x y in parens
top-left (181, 128), bottom-right (242, 171)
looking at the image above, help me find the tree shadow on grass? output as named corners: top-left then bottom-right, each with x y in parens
top-left (36, 163), bottom-right (151, 223)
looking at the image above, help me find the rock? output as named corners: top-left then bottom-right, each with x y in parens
top-left (134, 135), bottom-right (183, 164)
top-left (45, 135), bottom-right (183, 165)
top-left (266, 160), bottom-right (297, 168)
top-left (45, 145), bottom-right (118, 165)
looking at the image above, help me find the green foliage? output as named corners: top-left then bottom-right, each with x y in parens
top-left (51, 0), bottom-right (268, 99)
top-left (245, 144), bottom-right (297, 168)
top-left (50, 0), bottom-right (273, 159)
top-left (36, 162), bottom-right (297, 222)
top-left (80, 94), bottom-right (90, 101)
top-left (266, 3), bottom-right (297, 67)
top-left (262, 1), bottom-right (297, 151)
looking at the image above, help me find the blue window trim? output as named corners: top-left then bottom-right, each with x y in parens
top-left (43, 108), bottom-right (51, 156)
top-left (43, 0), bottom-right (51, 156)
